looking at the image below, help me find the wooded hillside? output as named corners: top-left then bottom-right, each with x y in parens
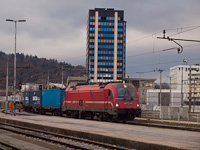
top-left (0, 51), bottom-right (86, 91)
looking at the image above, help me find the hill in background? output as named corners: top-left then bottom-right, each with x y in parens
top-left (0, 51), bottom-right (86, 92)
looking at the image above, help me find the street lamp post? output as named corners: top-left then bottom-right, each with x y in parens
top-left (6, 19), bottom-right (26, 116)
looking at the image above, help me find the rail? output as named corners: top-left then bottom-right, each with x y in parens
top-left (0, 139), bottom-right (23, 150)
top-left (0, 122), bottom-right (128, 150)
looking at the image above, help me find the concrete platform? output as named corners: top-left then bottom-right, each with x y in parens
top-left (0, 112), bottom-right (200, 150)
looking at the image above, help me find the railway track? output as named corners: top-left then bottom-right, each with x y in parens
top-left (0, 122), bottom-right (128, 150)
top-left (0, 139), bottom-right (23, 150)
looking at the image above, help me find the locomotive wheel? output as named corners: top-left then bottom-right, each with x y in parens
top-left (38, 109), bottom-right (42, 114)
top-left (59, 110), bottom-right (63, 116)
top-left (122, 119), bottom-right (126, 123)
top-left (42, 109), bottom-right (46, 115)
top-left (81, 112), bottom-right (86, 119)
top-left (95, 113), bottom-right (103, 121)
top-left (51, 110), bottom-right (55, 116)
top-left (55, 110), bottom-right (58, 116)
top-left (88, 113), bottom-right (95, 120)
top-left (103, 113), bottom-right (111, 121)
top-left (72, 111), bottom-right (79, 118)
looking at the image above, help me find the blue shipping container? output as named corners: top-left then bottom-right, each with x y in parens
top-left (42, 89), bottom-right (65, 108)
top-left (29, 91), bottom-right (42, 107)
top-left (23, 92), bottom-right (29, 106)
top-left (60, 88), bottom-right (65, 105)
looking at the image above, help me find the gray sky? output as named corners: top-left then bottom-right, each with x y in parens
top-left (1, 0), bottom-right (200, 82)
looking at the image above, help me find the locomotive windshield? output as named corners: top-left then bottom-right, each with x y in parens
top-left (115, 83), bottom-right (136, 100)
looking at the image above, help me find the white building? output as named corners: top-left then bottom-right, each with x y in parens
top-left (170, 64), bottom-right (200, 105)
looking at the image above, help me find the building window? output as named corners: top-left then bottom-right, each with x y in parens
top-left (98, 56), bottom-right (114, 60)
top-left (89, 33), bottom-right (95, 37)
top-left (89, 39), bottom-right (95, 42)
top-left (98, 45), bottom-right (114, 49)
top-left (118, 28), bottom-right (123, 32)
top-left (117, 74), bottom-right (123, 78)
top-left (117, 57), bottom-right (123, 60)
top-left (117, 40), bottom-right (123, 43)
top-left (89, 56), bottom-right (94, 59)
top-left (99, 22), bottom-right (114, 26)
top-left (117, 51), bottom-right (123, 55)
top-left (90, 73), bottom-right (94, 77)
top-left (117, 45), bottom-right (123, 49)
top-left (98, 34), bottom-right (114, 37)
top-left (89, 45), bottom-right (94, 48)
top-left (89, 22), bottom-right (95, 25)
top-left (89, 28), bottom-right (95, 31)
top-left (118, 22), bottom-right (123, 26)
top-left (118, 34), bottom-right (123, 37)
top-left (99, 28), bottom-right (113, 32)
top-left (117, 68), bottom-right (123, 72)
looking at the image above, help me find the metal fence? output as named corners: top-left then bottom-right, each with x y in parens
top-left (140, 104), bottom-right (200, 125)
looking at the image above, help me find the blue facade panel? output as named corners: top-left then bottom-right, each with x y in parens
top-left (23, 92), bottom-right (29, 106)
top-left (29, 91), bottom-right (42, 107)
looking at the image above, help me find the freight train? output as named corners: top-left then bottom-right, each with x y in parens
top-left (23, 83), bottom-right (141, 121)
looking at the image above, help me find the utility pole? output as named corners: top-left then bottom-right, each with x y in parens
top-left (158, 69), bottom-right (164, 118)
top-left (189, 65), bottom-right (192, 113)
top-left (47, 72), bottom-right (49, 90)
top-left (193, 80), bottom-right (195, 112)
top-left (181, 67), bottom-right (183, 106)
top-left (169, 76), bottom-right (172, 106)
top-left (5, 59), bottom-right (9, 114)
top-left (42, 73), bottom-right (44, 90)
top-left (62, 66), bottom-right (64, 88)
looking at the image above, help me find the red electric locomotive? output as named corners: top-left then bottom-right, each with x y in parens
top-left (62, 83), bottom-right (141, 121)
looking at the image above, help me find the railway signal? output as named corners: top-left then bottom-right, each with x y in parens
top-left (19, 82), bottom-right (22, 90)
top-left (39, 85), bottom-right (42, 90)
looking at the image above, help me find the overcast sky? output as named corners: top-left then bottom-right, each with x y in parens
top-left (1, 0), bottom-right (200, 82)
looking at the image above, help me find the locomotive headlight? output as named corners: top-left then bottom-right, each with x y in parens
top-left (116, 102), bottom-right (119, 107)
top-left (137, 104), bottom-right (140, 108)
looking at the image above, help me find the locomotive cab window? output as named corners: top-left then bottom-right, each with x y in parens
top-left (108, 90), bottom-right (113, 98)
top-left (115, 83), bottom-right (136, 100)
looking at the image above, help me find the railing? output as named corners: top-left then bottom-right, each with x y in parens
top-left (140, 110), bottom-right (200, 125)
